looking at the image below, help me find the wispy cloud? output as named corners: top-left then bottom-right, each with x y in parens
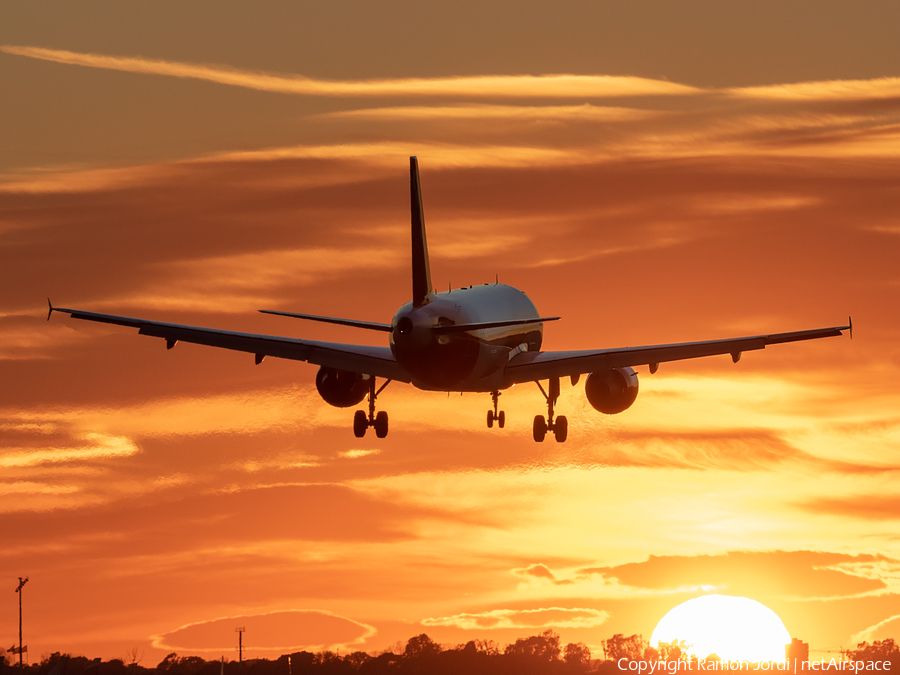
top-left (0, 432), bottom-right (139, 468)
top-left (0, 45), bottom-right (699, 98)
top-left (850, 613), bottom-right (900, 645)
top-left (324, 103), bottom-right (662, 121)
top-left (798, 494), bottom-right (900, 521)
top-left (154, 609), bottom-right (377, 653)
top-left (575, 551), bottom-right (892, 600)
top-left (731, 78), bottom-right (900, 101)
top-left (421, 607), bottom-right (609, 630)
top-left (511, 563), bottom-right (576, 586)
top-left (0, 481), bottom-right (79, 496)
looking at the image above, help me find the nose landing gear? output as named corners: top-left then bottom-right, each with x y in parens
top-left (353, 377), bottom-right (392, 438)
top-left (486, 390), bottom-right (505, 429)
top-left (533, 377), bottom-right (567, 443)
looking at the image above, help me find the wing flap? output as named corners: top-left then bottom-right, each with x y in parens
top-left (54, 307), bottom-right (411, 382)
top-left (504, 324), bottom-right (849, 385)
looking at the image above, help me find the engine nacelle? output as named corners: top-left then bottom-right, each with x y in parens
top-left (585, 367), bottom-right (639, 414)
top-left (315, 367), bottom-right (369, 408)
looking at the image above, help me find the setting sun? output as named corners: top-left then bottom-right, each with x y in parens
top-left (651, 595), bottom-right (791, 663)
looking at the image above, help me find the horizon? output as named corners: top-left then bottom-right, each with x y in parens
top-left (5, 630), bottom-right (893, 667)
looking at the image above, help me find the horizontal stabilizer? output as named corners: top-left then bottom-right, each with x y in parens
top-left (259, 309), bottom-right (393, 332)
top-left (433, 316), bottom-right (560, 335)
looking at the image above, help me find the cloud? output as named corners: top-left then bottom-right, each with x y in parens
top-left (511, 563), bottom-right (575, 586)
top-left (0, 46), bottom-right (699, 98)
top-left (575, 551), bottom-right (893, 600)
top-left (850, 613), bottom-right (900, 645)
top-left (597, 428), bottom-right (801, 471)
top-left (112, 245), bottom-right (403, 313)
top-left (0, 432), bottom-right (139, 468)
top-left (0, 482), bottom-right (452, 550)
top-left (593, 428), bottom-right (900, 474)
top-left (731, 78), bottom-right (900, 101)
top-left (421, 607), bottom-right (609, 630)
top-left (797, 495), bottom-right (900, 521)
top-left (0, 387), bottom-right (317, 442)
top-left (339, 449), bottom-right (380, 459)
top-left (0, 481), bottom-right (79, 496)
top-left (513, 563), bottom-right (559, 581)
top-left (0, 314), bottom-right (85, 359)
top-left (154, 609), bottom-right (376, 652)
top-left (324, 104), bottom-right (662, 122)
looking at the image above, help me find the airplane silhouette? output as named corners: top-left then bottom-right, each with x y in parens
top-left (50, 157), bottom-right (851, 442)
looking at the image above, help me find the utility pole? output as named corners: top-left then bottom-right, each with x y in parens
top-left (15, 577), bottom-right (28, 669)
top-left (235, 627), bottom-right (245, 672)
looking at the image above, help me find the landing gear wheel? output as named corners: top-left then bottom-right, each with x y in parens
top-left (554, 415), bottom-right (568, 443)
top-left (534, 378), bottom-right (569, 442)
top-left (487, 410), bottom-right (494, 428)
top-left (353, 410), bottom-right (367, 438)
top-left (533, 415), bottom-right (547, 442)
top-left (374, 410), bottom-right (389, 438)
top-left (498, 410), bottom-right (505, 429)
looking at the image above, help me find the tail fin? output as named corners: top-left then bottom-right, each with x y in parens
top-left (410, 156), bottom-right (433, 306)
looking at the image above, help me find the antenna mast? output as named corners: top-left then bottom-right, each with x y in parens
top-left (235, 627), bottom-right (245, 672)
top-left (15, 577), bottom-right (28, 669)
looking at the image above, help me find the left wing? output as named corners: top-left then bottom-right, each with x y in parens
top-left (503, 321), bottom-right (851, 385)
top-left (50, 304), bottom-right (412, 382)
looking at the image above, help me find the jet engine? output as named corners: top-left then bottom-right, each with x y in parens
top-left (584, 367), bottom-right (639, 414)
top-left (315, 367), bottom-right (369, 408)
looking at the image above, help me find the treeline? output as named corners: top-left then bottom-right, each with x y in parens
top-left (4, 634), bottom-right (897, 675)
top-left (1, 631), bottom-right (594, 675)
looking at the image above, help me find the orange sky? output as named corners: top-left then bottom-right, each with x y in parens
top-left (2, 1), bottom-right (900, 666)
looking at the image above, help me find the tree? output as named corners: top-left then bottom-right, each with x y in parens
top-left (155, 654), bottom-right (206, 675)
top-left (656, 640), bottom-right (692, 662)
top-left (124, 649), bottom-right (144, 668)
top-left (158, 654), bottom-right (180, 672)
top-left (403, 634), bottom-right (441, 659)
top-left (342, 652), bottom-right (371, 668)
top-left (603, 634), bottom-right (646, 662)
top-left (472, 640), bottom-right (499, 656)
top-left (564, 642), bottom-right (592, 668)
top-left (851, 639), bottom-right (899, 670)
top-left (505, 630), bottom-right (562, 663)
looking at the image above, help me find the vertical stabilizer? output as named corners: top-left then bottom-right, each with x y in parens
top-left (410, 156), bottom-right (433, 306)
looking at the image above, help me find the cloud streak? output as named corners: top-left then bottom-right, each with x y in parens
top-left (0, 432), bottom-right (139, 468)
top-left (323, 103), bottom-right (662, 121)
top-left (155, 609), bottom-right (376, 652)
top-left (421, 607), bottom-right (609, 630)
top-left (0, 45), bottom-right (699, 99)
top-left (731, 78), bottom-right (900, 101)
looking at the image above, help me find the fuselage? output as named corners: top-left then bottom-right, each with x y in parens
top-left (389, 283), bottom-right (543, 391)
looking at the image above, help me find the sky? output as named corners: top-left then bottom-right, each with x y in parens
top-left (2, 0), bottom-right (900, 666)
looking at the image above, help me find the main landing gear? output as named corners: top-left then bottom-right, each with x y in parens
top-left (486, 390), bottom-right (505, 429)
top-left (533, 377), bottom-right (567, 443)
top-left (353, 377), bottom-right (392, 438)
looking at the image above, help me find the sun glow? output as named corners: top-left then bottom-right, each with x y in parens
top-left (651, 595), bottom-right (791, 663)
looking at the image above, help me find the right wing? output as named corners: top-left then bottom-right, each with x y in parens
top-left (50, 305), bottom-right (412, 382)
top-left (504, 322), bottom-right (850, 385)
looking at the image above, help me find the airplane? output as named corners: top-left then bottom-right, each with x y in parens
top-left (49, 157), bottom-right (852, 442)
